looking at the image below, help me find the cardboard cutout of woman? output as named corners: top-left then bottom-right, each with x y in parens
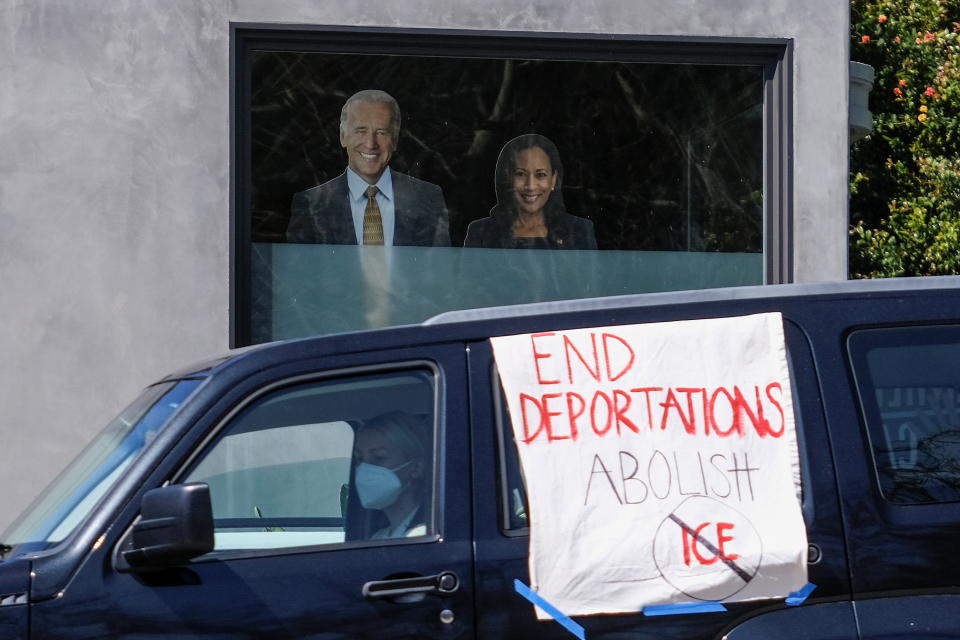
top-left (464, 134), bottom-right (597, 250)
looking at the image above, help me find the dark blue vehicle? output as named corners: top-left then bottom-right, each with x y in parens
top-left (2, 276), bottom-right (960, 639)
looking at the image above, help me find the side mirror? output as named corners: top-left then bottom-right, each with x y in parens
top-left (121, 483), bottom-right (214, 569)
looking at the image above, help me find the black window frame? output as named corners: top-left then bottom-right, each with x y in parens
top-left (171, 361), bottom-right (444, 561)
top-left (229, 24), bottom-right (794, 347)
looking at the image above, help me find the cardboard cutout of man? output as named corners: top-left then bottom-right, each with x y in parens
top-left (287, 90), bottom-right (450, 246)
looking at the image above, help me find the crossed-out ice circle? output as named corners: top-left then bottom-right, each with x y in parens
top-left (652, 495), bottom-right (762, 601)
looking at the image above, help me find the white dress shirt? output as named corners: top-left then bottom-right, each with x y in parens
top-left (346, 166), bottom-right (396, 246)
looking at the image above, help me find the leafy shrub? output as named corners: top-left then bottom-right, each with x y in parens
top-left (850, 0), bottom-right (960, 277)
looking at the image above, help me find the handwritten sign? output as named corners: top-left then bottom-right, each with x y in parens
top-left (491, 313), bottom-right (807, 618)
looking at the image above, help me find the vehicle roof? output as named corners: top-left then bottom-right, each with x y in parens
top-left (163, 275), bottom-right (960, 382)
top-left (423, 274), bottom-right (960, 325)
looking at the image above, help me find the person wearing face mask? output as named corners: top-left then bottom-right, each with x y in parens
top-left (352, 411), bottom-right (430, 539)
top-left (463, 134), bottom-right (597, 250)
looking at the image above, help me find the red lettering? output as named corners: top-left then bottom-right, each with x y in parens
top-left (716, 522), bottom-right (739, 561)
top-left (707, 385), bottom-right (785, 438)
top-left (517, 381), bottom-right (787, 443)
top-left (708, 387), bottom-right (742, 437)
top-left (691, 522), bottom-right (716, 564)
top-left (659, 388), bottom-right (695, 434)
top-left (590, 391), bottom-right (614, 436)
top-left (613, 390), bottom-right (639, 435)
top-left (565, 392), bottom-right (585, 441)
top-left (601, 333), bottom-right (635, 381)
top-left (530, 333), bottom-right (560, 385)
top-left (765, 383), bottom-right (786, 437)
top-left (677, 388), bottom-right (705, 435)
top-left (691, 522), bottom-right (717, 565)
top-left (541, 393), bottom-right (565, 441)
top-left (631, 387), bottom-right (662, 430)
top-left (519, 393), bottom-right (546, 444)
top-left (563, 334), bottom-right (601, 384)
top-left (682, 522), bottom-right (739, 567)
top-left (732, 385), bottom-right (768, 437)
top-left (701, 388), bottom-right (711, 433)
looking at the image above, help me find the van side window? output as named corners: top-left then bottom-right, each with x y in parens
top-left (848, 325), bottom-right (960, 504)
top-left (183, 369), bottom-right (436, 550)
top-left (493, 375), bottom-right (529, 534)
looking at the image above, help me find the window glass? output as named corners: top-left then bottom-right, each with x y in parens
top-left (848, 326), bottom-right (960, 504)
top-left (494, 382), bottom-right (529, 534)
top-left (242, 43), bottom-right (767, 343)
top-left (1, 379), bottom-right (201, 551)
top-left (183, 370), bottom-right (436, 550)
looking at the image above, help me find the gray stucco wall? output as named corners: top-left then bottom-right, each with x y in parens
top-left (0, 0), bottom-right (848, 531)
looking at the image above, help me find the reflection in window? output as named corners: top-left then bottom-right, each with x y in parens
top-left (849, 326), bottom-right (960, 504)
top-left (183, 370), bottom-right (436, 550)
top-left (243, 45), bottom-right (767, 342)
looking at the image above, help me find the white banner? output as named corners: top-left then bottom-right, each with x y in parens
top-left (491, 313), bottom-right (807, 618)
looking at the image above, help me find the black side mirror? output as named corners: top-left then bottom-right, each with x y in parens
top-left (121, 483), bottom-right (214, 569)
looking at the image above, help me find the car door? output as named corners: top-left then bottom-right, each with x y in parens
top-left (831, 320), bottom-right (960, 638)
top-left (32, 345), bottom-right (474, 639)
top-left (467, 315), bottom-right (857, 639)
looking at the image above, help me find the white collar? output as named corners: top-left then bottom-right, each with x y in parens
top-left (346, 166), bottom-right (394, 202)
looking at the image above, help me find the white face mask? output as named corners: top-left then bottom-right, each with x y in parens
top-left (354, 460), bottom-right (413, 510)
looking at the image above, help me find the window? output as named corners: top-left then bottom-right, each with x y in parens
top-left (183, 369), bottom-right (436, 550)
top-left (494, 380), bottom-right (529, 534)
top-left (1, 379), bottom-right (202, 550)
top-left (848, 325), bottom-right (960, 504)
top-left (234, 28), bottom-right (791, 345)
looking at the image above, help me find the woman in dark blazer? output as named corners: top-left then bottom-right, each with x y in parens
top-left (464, 134), bottom-right (597, 250)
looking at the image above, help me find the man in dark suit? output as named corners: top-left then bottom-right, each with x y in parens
top-left (287, 90), bottom-right (450, 246)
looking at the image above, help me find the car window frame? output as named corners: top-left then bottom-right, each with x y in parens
top-left (847, 323), bottom-right (960, 506)
top-left (170, 360), bottom-right (445, 561)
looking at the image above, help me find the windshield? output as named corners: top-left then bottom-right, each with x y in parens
top-left (1, 378), bottom-right (202, 551)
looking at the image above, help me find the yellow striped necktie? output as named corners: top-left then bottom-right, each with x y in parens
top-left (363, 186), bottom-right (384, 245)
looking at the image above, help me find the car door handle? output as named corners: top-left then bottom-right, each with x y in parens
top-left (362, 571), bottom-right (460, 600)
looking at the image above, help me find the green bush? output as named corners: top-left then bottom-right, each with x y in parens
top-left (850, 0), bottom-right (960, 277)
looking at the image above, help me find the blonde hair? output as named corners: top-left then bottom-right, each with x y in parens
top-left (359, 411), bottom-right (429, 462)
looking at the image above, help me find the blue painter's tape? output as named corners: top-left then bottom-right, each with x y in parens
top-left (785, 582), bottom-right (816, 606)
top-left (643, 602), bottom-right (727, 616)
top-left (514, 579), bottom-right (586, 640)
